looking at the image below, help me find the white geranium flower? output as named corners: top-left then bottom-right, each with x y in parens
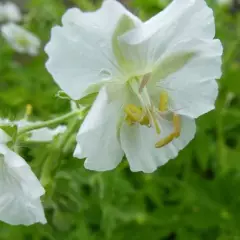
top-left (45, 0), bottom-right (222, 173)
top-left (1, 23), bottom-right (41, 56)
top-left (0, 129), bottom-right (46, 225)
top-left (0, 2), bottom-right (22, 22)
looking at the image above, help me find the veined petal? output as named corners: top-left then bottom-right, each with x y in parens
top-left (118, 0), bottom-right (216, 75)
top-left (0, 145), bottom-right (46, 225)
top-left (45, 0), bottom-right (141, 100)
top-left (75, 87), bottom-right (124, 171)
top-left (120, 116), bottom-right (196, 173)
top-left (151, 38), bottom-right (222, 118)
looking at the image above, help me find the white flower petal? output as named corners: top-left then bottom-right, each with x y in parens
top-left (29, 125), bottom-right (67, 142)
top-left (45, 0), bottom-right (141, 100)
top-left (0, 196), bottom-right (46, 226)
top-left (73, 143), bottom-right (85, 159)
top-left (75, 87), bottom-right (124, 171)
top-left (152, 38), bottom-right (222, 118)
top-left (0, 129), bottom-right (11, 144)
top-left (118, 0), bottom-right (216, 74)
top-left (1, 23), bottom-right (41, 56)
top-left (120, 116), bottom-right (196, 173)
top-left (3, 2), bottom-right (22, 22)
top-left (0, 146), bottom-right (46, 225)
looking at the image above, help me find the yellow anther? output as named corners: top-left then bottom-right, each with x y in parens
top-left (124, 104), bottom-right (149, 125)
top-left (159, 91), bottom-right (169, 112)
top-left (155, 114), bottom-right (181, 148)
top-left (173, 114), bottom-right (181, 138)
top-left (155, 133), bottom-right (176, 148)
top-left (25, 104), bottom-right (33, 117)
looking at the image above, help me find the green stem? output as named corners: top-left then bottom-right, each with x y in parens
top-left (18, 109), bottom-right (84, 136)
top-left (40, 117), bottom-right (83, 188)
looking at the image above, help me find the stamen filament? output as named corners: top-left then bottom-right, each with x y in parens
top-left (155, 114), bottom-right (181, 148)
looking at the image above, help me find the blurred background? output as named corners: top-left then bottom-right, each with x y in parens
top-left (0, 0), bottom-right (240, 239)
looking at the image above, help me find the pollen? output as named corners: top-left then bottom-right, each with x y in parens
top-left (124, 104), bottom-right (149, 125)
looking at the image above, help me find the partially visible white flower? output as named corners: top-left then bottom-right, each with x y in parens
top-left (16, 120), bottom-right (67, 142)
top-left (29, 125), bottom-right (67, 142)
top-left (0, 119), bottom-right (67, 142)
top-left (1, 23), bottom-right (41, 56)
top-left (0, 129), bottom-right (46, 225)
top-left (0, 2), bottom-right (22, 22)
top-left (46, 0), bottom-right (222, 173)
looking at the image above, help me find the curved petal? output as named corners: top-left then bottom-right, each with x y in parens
top-left (151, 39), bottom-right (222, 118)
top-left (45, 0), bottom-right (141, 100)
top-left (75, 87), bottom-right (124, 171)
top-left (118, 0), bottom-right (216, 75)
top-left (0, 146), bottom-right (46, 225)
top-left (0, 196), bottom-right (46, 226)
top-left (120, 116), bottom-right (196, 173)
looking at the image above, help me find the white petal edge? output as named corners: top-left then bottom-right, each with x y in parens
top-left (120, 116), bottom-right (196, 173)
top-left (153, 38), bottom-right (222, 118)
top-left (0, 129), bottom-right (11, 144)
top-left (0, 145), bottom-right (46, 225)
top-left (75, 87), bottom-right (124, 171)
top-left (118, 0), bottom-right (216, 74)
top-left (45, 0), bottom-right (141, 100)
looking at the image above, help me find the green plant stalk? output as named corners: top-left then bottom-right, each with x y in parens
top-left (18, 109), bottom-right (85, 136)
top-left (40, 117), bottom-right (84, 188)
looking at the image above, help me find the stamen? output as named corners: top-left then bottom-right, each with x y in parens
top-left (173, 114), bottom-right (181, 138)
top-left (139, 73), bottom-right (151, 93)
top-left (124, 104), bottom-right (149, 125)
top-left (159, 91), bottom-right (169, 112)
top-left (155, 114), bottom-right (181, 148)
top-left (155, 133), bottom-right (176, 148)
top-left (150, 112), bottom-right (161, 135)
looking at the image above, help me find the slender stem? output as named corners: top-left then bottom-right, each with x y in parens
top-left (18, 109), bottom-right (84, 136)
top-left (40, 116), bottom-right (84, 188)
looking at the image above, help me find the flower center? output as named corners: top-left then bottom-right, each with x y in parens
top-left (124, 74), bottom-right (181, 148)
top-left (16, 36), bottom-right (29, 48)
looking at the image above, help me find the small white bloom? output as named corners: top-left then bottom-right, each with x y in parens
top-left (1, 23), bottom-right (41, 56)
top-left (29, 125), bottom-right (67, 142)
top-left (0, 129), bottom-right (46, 225)
top-left (0, 2), bottom-right (22, 22)
top-left (16, 120), bottom-right (67, 142)
top-left (46, 0), bottom-right (222, 173)
top-left (0, 119), bottom-right (67, 142)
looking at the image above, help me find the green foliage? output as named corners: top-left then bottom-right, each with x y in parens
top-left (0, 0), bottom-right (240, 239)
